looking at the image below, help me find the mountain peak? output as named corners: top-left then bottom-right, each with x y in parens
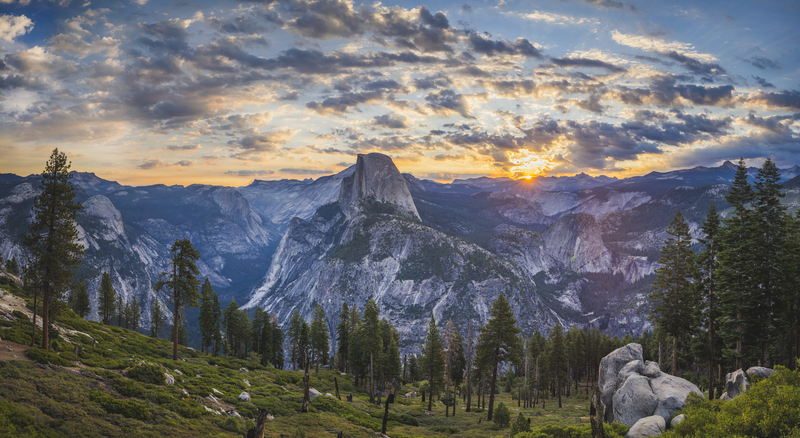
top-left (337, 153), bottom-right (420, 220)
top-left (721, 160), bottom-right (738, 171)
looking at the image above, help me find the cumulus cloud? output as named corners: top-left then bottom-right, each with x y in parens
top-left (549, 57), bottom-right (627, 73)
top-left (372, 113), bottom-right (412, 129)
top-left (0, 14), bottom-right (33, 42)
top-left (467, 32), bottom-right (543, 58)
top-left (227, 128), bottom-right (298, 160)
top-left (611, 30), bottom-right (718, 63)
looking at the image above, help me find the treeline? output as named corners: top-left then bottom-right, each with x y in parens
top-left (651, 158), bottom-right (800, 400)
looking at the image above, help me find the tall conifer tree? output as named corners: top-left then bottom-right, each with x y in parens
top-left (336, 303), bottom-right (350, 372)
top-left (697, 202), bottom-right (722, 398)
top-left (360, 299), bottom-right (382, 403)
top-left (310, 303), bottom-right (330, 372)
top-left (476, 294), bottom-right (520, 420)
top-left (155, 238), bottom-right (200, 361)
top-left (420, 314), bottom-right (445, 412)
top-left (72, 279), bottom-right (90, 319)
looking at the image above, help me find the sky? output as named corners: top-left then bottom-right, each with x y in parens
top-left (0, 0), bottom-right (798, 186)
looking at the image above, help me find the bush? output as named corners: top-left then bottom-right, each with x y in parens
top-left (312, 394), bottom-right (380, 431)
top-left (165, 400), bottom-right (205, 419)
top-left (113, 378), bottom-right (146, 398)
top-left (127, 363), bottom-right (165, 385)
top-left (511, 412), bottom-right (531, 436)
top-left (431, 426), bottom-right (459, 434)
top-left (90, 389), bottom-right (149, 421)
top-left (25, 348), bottom-right (73, 367)
top-left (493, 402), bottom-right (511, 428)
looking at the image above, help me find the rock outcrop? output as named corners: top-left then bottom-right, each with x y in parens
top-left (720, 367), bottom-right (775, 400)
top-left (338, 153), bottom-right (420, 220)
top-left (626, 415), bottom-right (665, 438)
top-left (599, 343), bottom-right (702, 427)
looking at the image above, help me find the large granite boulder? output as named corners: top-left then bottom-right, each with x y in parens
top-left (599, 343), bottom-right (702, 428)
top-left (599, 343), bottom-right (644, 423)
top-left (613, 375), bottom-right (658, 426)
top-left (626, 415), bottom-right (666, 438)
top-left (745, 366), bottom-right (774, 381)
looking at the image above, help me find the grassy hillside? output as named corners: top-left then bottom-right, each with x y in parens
top-left (0, 282), bottom-right (620, 438)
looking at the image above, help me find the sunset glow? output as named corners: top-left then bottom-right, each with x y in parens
top-left (508, 149), bottom-right (557, 179)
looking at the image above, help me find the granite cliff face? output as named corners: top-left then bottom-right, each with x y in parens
top-left (338, 153), bottom-right (420, 220)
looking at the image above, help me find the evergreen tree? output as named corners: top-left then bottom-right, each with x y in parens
top-left (380, 319), bottom-right (402, 385)
top-left (420, 313), bottom-right (445, 412)
top-left (287, 309), bottom-right (303, 370)
top-left (223, 298), bottom-right (242, 357)
top-left (151, 298), bottom-right (164, 338)
top-left (130, 297), bottom-right (141, 330)
top-left (717, 158), bottom-right (757, 369)
top-left (22, 148), bottom-right (85, 350)
top-left (260, 311), bottom-right (273, 367)
top-left (360, 299), bottom-right (382, 403)
top-left (298, 321), bottom-right (310, 369)
top-left (198, 278), bottom-right (217, 354)
top-left (72, 279), bottom-right (90, 319)
top-left (408, 354), bottom-right (419, 383)
top-left (115, 293), bottom-right (124, 327)
top-left (310, 303), bottom-right (330, 372)
top-left (650, 210), bottom-right (698, 375)
top-left (5, 256), bottom-right (19, 276)
top-left (444, 319), bottom-right (466, 417)
top-left (476, 294), bottom-right (520, 420)
top-left (271, 313), bottom-right (285, 369)
top-left (697, 202), bottom-right (723, 399)
top-left (336, 303), bottom-right (350, 372)
top-left (548, 322), bottom-right (568, 408)
top-left (752, 158), bottom-right (787, 365)
top-left (98, 272), bottom-right (115, 325)
top-left (348, 306), bottom-right (364, 385)
top-left (211, 288), bottom-right (222, 356)
top-left (154, 238), bottom-right (200, 361)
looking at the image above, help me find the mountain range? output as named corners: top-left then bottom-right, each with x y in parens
top-left (3, 156), bottom-right (800, 350)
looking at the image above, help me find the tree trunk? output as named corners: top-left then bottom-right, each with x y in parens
top-left (172, 262), bottom-right (179, 361)
top-left (488, 352), bottom-right (499, 421)
top-left (672, 335), bottom-right (677, 377)
top-left (369, 351), bottom-right (375, 404)
top-left (381, 383), bottom-right (395, 435)
top-left (708, 289), bottom-right (715, 400)
top-left (42, 280), bottom-right (50, 350)
top-left (428, 368), bottom-right (434, 411)
top-left (446, 380), bottom-right (450, 417)
top-left (335, 377), bottom-right (341, 400)
top-left (557, 374), bottom-right (562, 408)
top-left (253, 409), bottom-right (268, 438)
top-left (302, 360), bottom-right (310, 413)
top-left (31, 288), bottom-right (38, 347)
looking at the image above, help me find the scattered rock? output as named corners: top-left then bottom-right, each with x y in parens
top-left (182, 389), bottom-right (189, 396)
top-left (670, 414), bottom-right (685, 428)
top-left (206, 395), bottom-right (218, 404)
top-left (239, 392), bottom-right (251, 402)
top-left (309, 388), bottom-right (321, 399)
top-left (626, 415), bottom-right (665, 438)
top-left (173, 369), bottom-right (183, 376)
top-left (164, 373), bottom-right (175, 385)
top-left (719, 392), bottom-right (732, 401)
top-left (340, 372), bottom-right (346, 376)
top-left (404, 391), bottom-right (417, 398)
top-left (203, 405), bottom-right (214, 413)
top-left (5, 345), bottom-right (12, 351)
top-left (238, 367), bottom-right (248, 373)
top-left (213, 388), bottom-right (224, 396)
top-left (243, 379), bottom-right (250, 387)
top-left (267, 414), bottom-right (274, 420)
top-left (325, 393), bottom-right (334, 398)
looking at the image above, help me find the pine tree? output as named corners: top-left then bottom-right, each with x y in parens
top-left (21, 148), bottom-right (85, 350)
top-left (549, 322), bottom-right (568, 408)
top-left (98, 272), bottom-right (114, 325)
top-left (223, 298), bottom-right (241, 357)
top-left (697, 202), bottom-right (722, 399)
top-left (198, 278), bottom-right (217, 354)
top-left (476, 294), bottom-right (520, 420)
top-left (298, 321), bottom-right (310, 370)
top-left (72, 279), bottom-right (90, 319)
top-left (360, 299), bottom-right (382, 404)
top-left (420, 313), bottom-right (445, 412)
top-left (752, 158), bottom-right (787, 365)
top-left (348, 306), bottom-right (364, 385)
top-left (444, 319), bottom-right (465, 417)
top-left (310, 303), bottom-right (330, 372)
top-left (271, 313), bottom-right (285, 369)
top-left (380, 319), bottom-right (402, 386)
top-left (211, 288), bottom-right (222, 356)
top-left (650, 210), bottom-right (698, 375)
top-left (717, 158), bottom-right (757, 369)
top-left (151, 298), bottom-right (164, 338)
top-left (287, 309), bottom-right (303, 370)
top-left (5, 256), bottom-right (19, 276)
top-left (336, 303), bottom-right (350, 373)
top-left (408, 354), bottom-right (419, 383)
top-left (260, 311), bottom-right (273, 367)
top-left (130, 297), bottom-right (141, 330)
top-left (154, 238), bottom-right (200, 361)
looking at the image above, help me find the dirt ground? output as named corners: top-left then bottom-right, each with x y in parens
top-left (0, 338), bottom-right (31, 361)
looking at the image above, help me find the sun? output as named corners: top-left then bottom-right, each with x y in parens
top-left (507, 149), bottom-right (556, 179)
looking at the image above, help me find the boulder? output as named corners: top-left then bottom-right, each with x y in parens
top-left (642, 361), bottom-right (662, 378)
top-left (239, 367), bottom-right (249, 373)
top-left (173, 369), bottom-right (183, 376)
top-left (325, 393), bottom-right (334, 398)
top-left (719, 392), bottom-right (731, 401)
top-left (213, 388), bottom-right (224, 396)
top-left (164, 373), bottom-right (175, 385)
top-left (309, 388), bottom-right (321, 399)
top-left (613, 374), bottom-right (659, 426)
top-left (239, 392), bottom-right (251, 402)
top-left (650, 374), bottom-right (702, 422)
top-left (670, 414), bottom-right (685, 428)
top-left (745, 366), bottom-right (774, 381)
top-left (724, 369), bottom-right (749, 399)
top-left (626, 415), bottom-right (665, 438)
top-left (243, 379), bottom-right (251, 387)
top-left (599, 343), bottom-right (644, 423)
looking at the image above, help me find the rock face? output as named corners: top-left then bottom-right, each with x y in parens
top-left (626, 415), bottom-right (665, 438)
top-left (724, 369), bottom-right (749, 399)
top-left (338, 153), bottom-right (420, 220)
top-left (599, 343), bottom-right (701, 426)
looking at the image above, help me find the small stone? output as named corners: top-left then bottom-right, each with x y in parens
top-left (243, 379), bottom-right (250, 387)
top-left (239, 392), bottom-right (251, 402)
top-left (164, 373), bottom-right (175, 385)
top-left (213, 388), bottom-right (224, 396)
top-left (309, 388), bottom-right (321, 399)
top-left (670, 414), bottom-right (685, 428)
top-left (325, 393), bottom-right (334, 398)
top-left (173, 369), bottom-right (183, 376)
top-left (238, 367), bottom-right (248, 373)
top-left (206, 395), bottom-right (218, 404)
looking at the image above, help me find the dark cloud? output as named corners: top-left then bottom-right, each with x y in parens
top-left (206, 15), bottom-right (271, 34)
top-left (458, 65), bottom-right (492, 77)
top-left (752, 76), bottom-right (774, 88)
top-left (746, 55), bottom-right (780, 70)
top-left (746, 90), bottom-right (800, 110)
top-left (138, 159), bottom-right (166, 169)
top-left (461, 4), bottom-right (473, 13)
top-left (719, 13), bottom-right (735, 21)
top-left (362, 79), bottom-right (404, 91)
top-left (279, 167), bottom-right (334, 174)
top-left (258, 48), bottom-right (448, 74)
top-left (549, 57), bottom-right (627, 73)
top-left (613, 75), bottom-right (736, 108)
top-left (227, 128), bottom-right (295, 159)
top-left (371, 113), bottom-right (411, 129)
top-left (225, 169), bottom-right (275, 176)
top-left (306, 90), bottom-right (386, 115)
top-left (661, 51), bottom-right (725, 76)
top-left (279, 91), bottom-right (300, 101)
top-left (467, 33), bottom-right (543, 58)
top-left (138, 19), bottom-right (190, 40)
top-left (622, 112), bottom-right (732, 145)
top-left (166, 144), bottom-right (202, 151)
top-left (582, 0), bottom-right (638, 11)
top-left (425, 89), bottom-right (474, 118)
top-left (412, 74), bottom-right (453, 90)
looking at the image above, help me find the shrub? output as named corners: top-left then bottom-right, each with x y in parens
top-left (312, 394), bottom-right (380, 431)
top-left (165, 400), bottom-right (205, 419)
top-left (25, 348), bottom-right (73, 367)
top-left (431, 426), bottom-right (459, 434)
top-left (127, 363), bottom-right (165, 385)
top-left (113, 378), bottom-right (146, 398)
top-left (493, 402), bottom-right (511, 428)
top-left (90, 389), bottom-right (149, 421)
top-left (222, 416), bottom-right (244, 433)
top-left (511, 412), bottom-right (531, 436)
